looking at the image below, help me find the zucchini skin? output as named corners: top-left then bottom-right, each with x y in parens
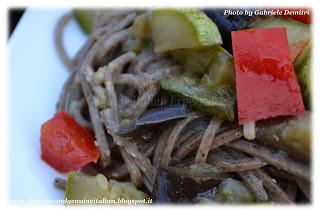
top-left (160, 76), bottom-right (235, 121)
top-left (151, 8), bottom-right (222, 52)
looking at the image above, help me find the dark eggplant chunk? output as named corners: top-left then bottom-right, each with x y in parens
top-left (117, 105), bottom-right (187, 138)
top-left (203, 9), bottom-right (256, 53)
top-left (137, 105), bottom-right (187, 126)
top-left (256, 112), bottom-right (311, 162)
top-left (152, 164), bottom-right (226, 203)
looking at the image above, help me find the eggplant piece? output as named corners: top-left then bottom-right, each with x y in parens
top-left (203, 9), bottom-right (256, 53)
top-left (117, 105), bottom-right (187, 138)
top-left (152, 164), bottom-right (226, 203)
top-left (256, 112), bottom-right (311, 162)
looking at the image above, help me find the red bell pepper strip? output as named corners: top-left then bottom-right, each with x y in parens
top-left (40, 112), bottom-right (100, 173)
top-left (276, 8), bottom-right (311, 24)
top-left (232, 27), bottom-right (305, 124)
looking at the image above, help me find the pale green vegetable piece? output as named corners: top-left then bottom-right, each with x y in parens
top-left (122, 34), bottom-right (149, 53)
top-left (217, 178), bottom-right (255, 203)
top-left (294, 41), bottom-right (311, 71)
top-left (65, 172), bottom-right (148, 202)
top-left (199, 46), bottom-right (235, 90)
top-left (132, 13), bottom-right (151, 40)
top-left (257, 112), bottom-right (311, 162)
top-left (171, 47), bottom-right (217, 76)
top-left (73, 9), bottom-right (96, 34)
top-left (151, 8), bottom-right (222, 53)
top-left (171, 46), bottom-right (235, 89)
top-left (65, 172), bottom-right (107, 200)
top-left (296, 53), bottom-right (311, 109)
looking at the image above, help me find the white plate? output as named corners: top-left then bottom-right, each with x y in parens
top-left (9, 9), bottom-right (87, 200)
